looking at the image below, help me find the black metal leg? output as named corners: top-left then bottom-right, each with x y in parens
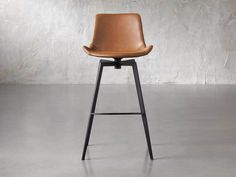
top-left (82, 59), bottom-right (153, 160)
top-left (132, 62), bottom-right (154, 160)
top-left (82, 61), bottom-right (104, 160)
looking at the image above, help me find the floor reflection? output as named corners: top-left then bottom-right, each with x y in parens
top-left (142, 150), bottom-right (154, 176)
top-left (81, 148), bottom-right (154, 177)
top-left (82, 149), bottom-right (94, 177)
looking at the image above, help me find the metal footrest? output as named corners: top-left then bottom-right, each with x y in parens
top-left (91, 112), bottom-right (142, 115)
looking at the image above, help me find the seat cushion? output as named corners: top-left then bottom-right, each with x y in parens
top-left (83, 45), bottom-right (153, 59)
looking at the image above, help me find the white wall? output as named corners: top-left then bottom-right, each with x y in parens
top-left (0, 0), bottom-right (236, 84)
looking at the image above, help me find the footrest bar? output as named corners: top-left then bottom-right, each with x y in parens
top-left (91, 112), bottom-right (142, 115)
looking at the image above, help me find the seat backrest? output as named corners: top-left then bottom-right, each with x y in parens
top-left (90, 13), bottom-right (146, 52)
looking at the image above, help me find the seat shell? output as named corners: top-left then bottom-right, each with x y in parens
top-left (83, 13), bottom-right (153, 59)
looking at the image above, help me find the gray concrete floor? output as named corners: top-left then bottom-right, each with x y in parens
top-left (0, 84), bottom-right (236, 177)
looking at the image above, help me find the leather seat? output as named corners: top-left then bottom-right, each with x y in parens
top-left (83, 13), bottom-right (153, 59)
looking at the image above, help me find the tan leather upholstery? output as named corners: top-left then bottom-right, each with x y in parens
top-left (83, 13), bottom-right (153, 59)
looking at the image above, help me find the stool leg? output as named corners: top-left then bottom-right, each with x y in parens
top-left (82, 61), bottom-right (104, 160)
top-left (132, 62), bottom-right (154, 160)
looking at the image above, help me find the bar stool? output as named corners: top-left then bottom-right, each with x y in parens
top-left (82, 13), bottom-right (154, 160)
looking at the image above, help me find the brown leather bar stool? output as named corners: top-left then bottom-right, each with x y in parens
top-left (82, 13), bottom-right (154, 160)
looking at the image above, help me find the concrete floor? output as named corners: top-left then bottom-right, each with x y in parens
top-left (0, 84), bottom-right (236, 177)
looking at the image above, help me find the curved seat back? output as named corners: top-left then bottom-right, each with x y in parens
top-left (90, 13), bottom-right (147, 52)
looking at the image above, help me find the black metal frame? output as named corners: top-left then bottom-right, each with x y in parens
top-left (81, 59), bottom-right (153, 160)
